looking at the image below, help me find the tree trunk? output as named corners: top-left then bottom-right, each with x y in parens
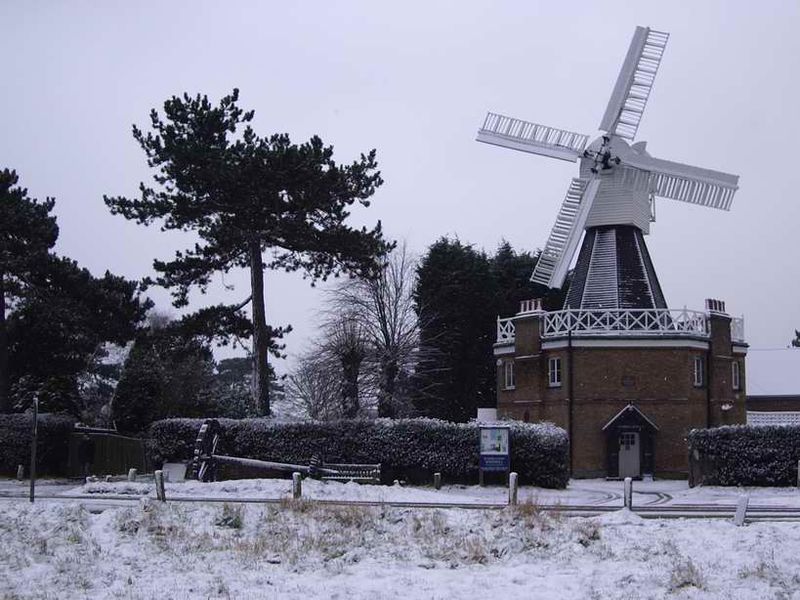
top-left (0, 271), bottom-right (7, 413)
top-left (377, 355), bottom-right (398, 418)
top-left (248, 240), bottom-right (271, 416)
top-left (340, 353), bottom-right (361, 418)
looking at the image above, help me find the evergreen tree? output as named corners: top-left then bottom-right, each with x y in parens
top-left (8, 257), bottom-right (150, 414)
top-left (105, 89), bottom-right (392, 416)
top-left (792, 331), bottom-right (799, 348)
top-left (413, 239), bottom-right (568, 421)
top-left (413, 238), bottom-right (498, 422)
top-left (112, 320), bottom-right (218, 433)
top-left (491, 240), bottom-right (568, 316)
top-left (0, 169), bottom-right (58, 412)
top-left (1, 170), bottom-right (150, 414)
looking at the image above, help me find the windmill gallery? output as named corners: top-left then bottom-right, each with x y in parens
top-left (479, 27), bottom-right (746, 479)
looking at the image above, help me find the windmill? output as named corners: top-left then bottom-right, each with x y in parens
top-left (477, 27), bottom-right (739, 310)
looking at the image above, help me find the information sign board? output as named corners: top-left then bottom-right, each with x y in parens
top-left (479, 426), bottom-right (510, 472)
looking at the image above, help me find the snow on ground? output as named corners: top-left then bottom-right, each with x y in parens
top-left (2, 495), bottom-right (800, 599)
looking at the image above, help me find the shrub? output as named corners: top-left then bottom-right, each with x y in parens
top-left (0, 413), bottom-right (75, 476)
top-left (688, 425), bottom-right (800, 486)
top-left (148, 417), bottom-right (569, 488)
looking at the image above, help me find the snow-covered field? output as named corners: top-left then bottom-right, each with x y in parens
top-left (2, 480), bottom-right (800, 599)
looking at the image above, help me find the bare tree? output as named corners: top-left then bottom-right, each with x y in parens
top-left (325, 315), bottom-right (367, 418)
top-left (284, 354), bottom-right (341, 420)
top-left (326, 243), bottom-right (419, 417)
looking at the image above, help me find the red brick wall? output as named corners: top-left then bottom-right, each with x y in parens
top-left (497, 321), bottom-right (746, 478)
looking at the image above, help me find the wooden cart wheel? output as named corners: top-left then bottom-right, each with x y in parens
top-left (189, 419), bottom-right (221, 482)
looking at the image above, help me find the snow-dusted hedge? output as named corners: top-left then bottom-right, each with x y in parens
top-left (149, 418), bottom-right (569, 488)
top-left (0, 414), bottom-right (75, 476)
top-left (688, 425), bottom-right (800, 486)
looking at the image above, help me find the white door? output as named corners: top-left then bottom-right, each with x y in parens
top-left (618, 432), bottom-right (640, 478)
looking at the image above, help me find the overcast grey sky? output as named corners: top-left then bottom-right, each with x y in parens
top-left (2, 1), bottom-right (799, 373)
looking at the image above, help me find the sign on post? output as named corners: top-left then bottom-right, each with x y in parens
top-left (479, 426), bottom-right (510, 485)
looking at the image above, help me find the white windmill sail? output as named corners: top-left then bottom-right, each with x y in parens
top-left (625, 154), bottom-right (739, 210)
top-left (599, 27), bottom-right (669, 141)
top-left (531, 178), bottom-right (601, 288)
top-left (476, 112), bottom-right (589, 162)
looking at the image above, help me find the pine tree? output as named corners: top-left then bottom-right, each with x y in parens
top-left (105, 89), bottom-right (392, 415)
top-left (0, 169), bottom-right (58, 412)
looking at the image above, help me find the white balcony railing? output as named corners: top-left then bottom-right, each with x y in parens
top-left (731, 317), bottom-right (745, 343)
top-left (494, 308), bottom-right (739, 344)
top-left (497, 317), bottom-right (515, 344)
top-left (543, 308), bottom-right (709, 338)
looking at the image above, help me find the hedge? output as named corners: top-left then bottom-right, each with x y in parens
top-left (149, 418), bottom-right (570, 488)
top-left (0, 414), bottom-right (75, 476)
top-left (688, 425), bottom-right (800, 486)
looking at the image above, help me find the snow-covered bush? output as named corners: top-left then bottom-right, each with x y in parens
top-left (148, 418), bottom-right (569, 488)
top-left (0, 413), bottom-right (75, 476)
top-left (688, 425), bottom-right (800, 486)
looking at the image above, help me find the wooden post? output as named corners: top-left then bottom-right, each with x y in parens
top-left (433, 472), bottom-right (441, 490)
top-left (16, 465), bottom-right (24, 481)
top-left (508, 472), bottom-right (518, 506)
top-left (733, 495), bottom-right (749, 527)
top-left (623, 477), bottom-right (633, 510)
top-left (128, 468), bottom-right (137, 482)
top-left (292, 472), bottom-right (302, 499)
top-left (154, 470), bottom-right (166, 502)
top-left (29, 394), bottom-right (38, 503)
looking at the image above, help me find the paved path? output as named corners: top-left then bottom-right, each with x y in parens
top-left (2, 477), bottom-right (800, 521)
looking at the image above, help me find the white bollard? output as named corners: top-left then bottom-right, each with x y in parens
top-left (154, 470), bottom-right (166, 502)
top-left (292, 472), bottom-right (302, 499)
top-left (733, 495), bottom-right (749, 527)
top-left (623, 477), bottom-right (633, 510)
top-left (433, 472), bottom-right (442, 491)
top-left (16, 465), bottom-right (24, 481)
top-left (508, 472), bottom-right (519, 506)
top-left (128, 468), bottom-right (137, 482)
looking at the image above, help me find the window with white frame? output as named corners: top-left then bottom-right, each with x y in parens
top-left (503, 360), bottom-right (515, 389)
top-left (693, 356), bottom-right (705, 387)
top-left (548, 357), bottom-right (562, 387)
top-left (732, 360), bottom-right (741, 390)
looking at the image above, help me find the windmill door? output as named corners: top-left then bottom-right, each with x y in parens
top-left (618, 432), bottom-right (640, 478)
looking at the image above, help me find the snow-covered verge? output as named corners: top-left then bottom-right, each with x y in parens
top-left (2, 499), bottom-right (800, 599)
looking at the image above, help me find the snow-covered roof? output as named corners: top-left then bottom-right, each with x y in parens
top-left (746, 348), bottom-right (800, 397)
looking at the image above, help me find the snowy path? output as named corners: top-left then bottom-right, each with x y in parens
top-left (3, 478), bottom-right (800, 520)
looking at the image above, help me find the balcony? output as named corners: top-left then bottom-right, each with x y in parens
top-left (496, 307), bottom-right (746, 345)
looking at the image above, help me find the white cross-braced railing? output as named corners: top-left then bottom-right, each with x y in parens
top-left (497, 317), bottom-right (515, 344)
top-left (543, 308), bottom-right (708, 337)
top-left (731, 317), bottom-right (745, 343)
top-left (479, 112), bottom-right (589, 154)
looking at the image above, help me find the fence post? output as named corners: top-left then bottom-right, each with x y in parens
top-left (154, 470), bottom-right (166, 502)
top-left (29, 394), bottom-right (38, 504)
top-left (733, 495), bottom-right (749, 527)
top-left (292, 472), bottom-right (302, 499)
top-left (623, 477), bottom-right (633, 510)
top-left (16, 465), bottom-right (24, 481)
top-left (128, 468), bottom-right (137, 482)
top-left (508, 472), bottom-right (518, 506)
top-left (433, 472), bottom-right (441, 490)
